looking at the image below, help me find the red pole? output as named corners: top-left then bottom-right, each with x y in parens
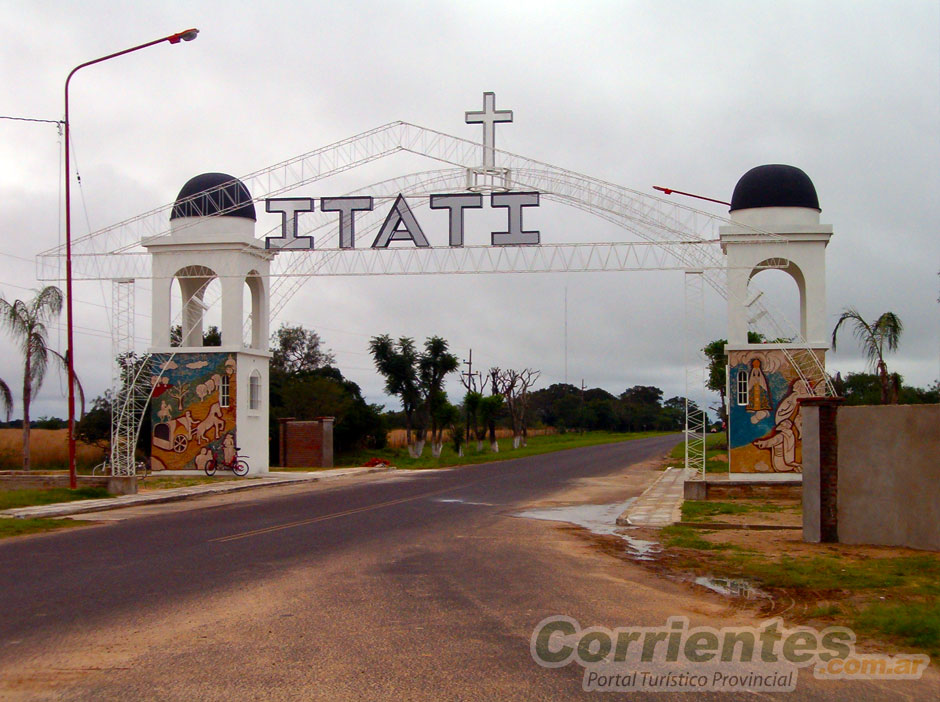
top-left (652, 185), bottom-right (730, 207)
top-left (64, 29), bottom-right (199, 489)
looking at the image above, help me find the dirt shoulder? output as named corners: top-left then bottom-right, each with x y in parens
top-left (625, 497), bottom-right (939, 660)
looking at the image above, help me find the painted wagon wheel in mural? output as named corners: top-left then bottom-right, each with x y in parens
top-left (172, 434), bottom-right (188, 453)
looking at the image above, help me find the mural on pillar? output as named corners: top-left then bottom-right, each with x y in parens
top-left (728, 349), bottom-right (824, 473)
top-left (149, 352), bottom-right (237, 471)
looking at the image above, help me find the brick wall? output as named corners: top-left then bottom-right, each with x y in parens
top-left (704, 483), bottom-right (802, 500)
top-left (278, 418), bottom-right (334, 468)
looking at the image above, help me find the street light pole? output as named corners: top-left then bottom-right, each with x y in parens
top-left (64, 28), bottom-right (199, 489)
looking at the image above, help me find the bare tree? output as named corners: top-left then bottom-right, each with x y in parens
top-left (516, 369), bottom-right (541, 447)
top-left (494, 369), bottom-right (521, 448)
top-left (495, 368), bottom-right (541, 448)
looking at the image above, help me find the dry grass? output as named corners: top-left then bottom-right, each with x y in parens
top-left (385, 426), bottom-right (555, 449)
top-left (0, 429), bottom-right (104, 471)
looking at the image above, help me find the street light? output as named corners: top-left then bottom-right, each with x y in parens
top-left (64, 29), bottom-right (199, 488)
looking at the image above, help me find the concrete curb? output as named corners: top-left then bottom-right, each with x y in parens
top-left (0, 466), bottom-right (396, 520)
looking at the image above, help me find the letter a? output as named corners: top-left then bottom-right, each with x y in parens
top-left (371, 194), bottom-right (430, 248)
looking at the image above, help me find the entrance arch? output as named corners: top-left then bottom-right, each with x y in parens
top-left (35, 100), bottom-right (835, 477)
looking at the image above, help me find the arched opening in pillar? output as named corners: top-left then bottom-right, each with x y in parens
top-left (170, 265), bottom-right (220, 347)
top-left (244, 271), bottom-right (265, 349)
top-left (748, 260), bottom-right (807, 341)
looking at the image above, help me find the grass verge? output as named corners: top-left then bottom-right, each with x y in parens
top-left (655, 518), bottom-right (940, 654)
top-left (0, 517), bottom-right (91, 539)
top-left (668, 432), bottom-right (728, 473)
top-left (335, 431), bottom-right (677, 470)
top-left (0, 487), bottom-right (112, 510)
top-left (680, 500), bottom-right (790, 521)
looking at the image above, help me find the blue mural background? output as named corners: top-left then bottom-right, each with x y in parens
top-left (729, 363), bottom-right (792, 449)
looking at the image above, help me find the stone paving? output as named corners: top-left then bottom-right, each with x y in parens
top-left (0, 466), bottom-right (394, 520)
top-left (616, 467), bottom-right (694, 527)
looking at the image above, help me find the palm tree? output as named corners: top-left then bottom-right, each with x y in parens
top-left (369, 334), bottom-right (422, 455)
top-left (831, 307), bottom-right (903, 404)
top-left (0, 377), bottom-right (12, 421)
top-left (418, 336), bottom-right (459, 457)
top-left (0, 286), bottom-right (84, 470)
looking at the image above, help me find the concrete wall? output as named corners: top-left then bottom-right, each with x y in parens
top-left (0, 473), bottom-right (137, 495)
top-left (836, 405), bottom-right (939, 551)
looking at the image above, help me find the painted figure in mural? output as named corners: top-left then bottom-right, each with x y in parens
top-left (157, 400), bottom-right (173, 423)
top-left (222, 433), bottom-right (237, 464)
top-left (176, 410), bottom-right (195, 441)
top-left (194, 447), bottom-right (212, 472)
top-left (746, 358), bottom-right (772, 423)
top-left (195, 402), bottom-right (225, 444)
top-left (225, 355), bottom-right (236, 376)
top-left (752, 378), bottom-right (813, 472)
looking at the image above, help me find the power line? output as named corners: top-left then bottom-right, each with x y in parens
top-left (0, 115), bottom-right (63, 126)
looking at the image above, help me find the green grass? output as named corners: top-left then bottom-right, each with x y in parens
top-left (854, 600), bottom-right (940, 653)
top-left (0, 487), bottom-right (112, 510)
top-left (335, 431), bottom-right (676, 471)
top-left (669, 433), bottom-right (728, 473)
top-left (660, 513), bottom-right (940, 654)
top-left (661, 525), bottom-right (731, 550)
top-left (0, 517), bottom-right (91, 538)
top-left (680, 500), bottom-right (789, 521)
top-left (807, 603), bottom-right (842, 618)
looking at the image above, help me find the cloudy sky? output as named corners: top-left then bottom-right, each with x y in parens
top-left (0, 0), bottom-right (937, 420)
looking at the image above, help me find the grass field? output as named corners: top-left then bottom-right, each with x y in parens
top-left (668, 432), bottom-right (728, 473)
top-left (330, 430), bottom-right (679, 471)
top-left (384, 426), bottom-right (555, 450)
top-left (0, 429), bottom-right (104, 471)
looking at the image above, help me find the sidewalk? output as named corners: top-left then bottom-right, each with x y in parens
top-left (616, 467), bottom-right (692, 527)
top-left (0, 466), bottom-right (395, 520)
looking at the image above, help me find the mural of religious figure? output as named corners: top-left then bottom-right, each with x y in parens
top-left (746, 358), bottom-right (772, 423)
top-left (752, 378), bottom-right (813, 472)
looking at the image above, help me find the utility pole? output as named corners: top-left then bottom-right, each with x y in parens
top-left (580, 379), bottom-right (586, 434)
top-left (564, 286), bottom-right (568, 385)
top-left (461, 349), bottom-right (475, 443)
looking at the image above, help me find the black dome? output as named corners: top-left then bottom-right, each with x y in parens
top-left (729, 164), bottom-right (819, 212)
top-left (170, 172), bottom-right (256, 221)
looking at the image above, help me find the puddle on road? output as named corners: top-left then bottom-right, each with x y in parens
top-left (694, 576), bottom-right (769, 600)
top-left (515, 502), bottom-right (772, 602)
top-left (515, 501), bottom-right (661, 561)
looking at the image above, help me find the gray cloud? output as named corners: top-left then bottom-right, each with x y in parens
top-left (0, 0), bottom-right (936, 421)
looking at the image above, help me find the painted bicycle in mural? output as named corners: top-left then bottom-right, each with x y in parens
top-left (201, 433), bottom-right (249, 477)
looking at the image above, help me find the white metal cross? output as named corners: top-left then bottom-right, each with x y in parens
top-left (465, 92), bottom-right (513, 170)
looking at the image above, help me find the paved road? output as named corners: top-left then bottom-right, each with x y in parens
top-left (0, 435), bottom-right (934, 700)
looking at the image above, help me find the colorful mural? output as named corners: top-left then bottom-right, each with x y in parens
top-left (728, 349), bottom-right (824, 473)
top-left (149, 352), bottom-right (238, 471)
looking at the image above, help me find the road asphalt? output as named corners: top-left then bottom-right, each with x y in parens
top-left (0, 434), bottom-right (935, 701)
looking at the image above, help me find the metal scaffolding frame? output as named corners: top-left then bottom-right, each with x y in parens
top-left (683, 271), bottom-right (708, 479)
top-left (35, 120), bottom-right (835, 475)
